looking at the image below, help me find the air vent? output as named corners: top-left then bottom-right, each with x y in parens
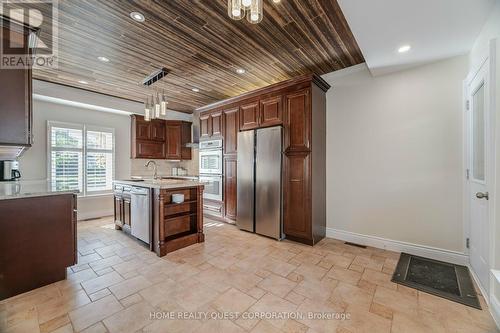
top-left (143, 68), bottom-right (169, 86)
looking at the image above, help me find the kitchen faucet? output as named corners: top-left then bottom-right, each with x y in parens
top-left (145, 160), bottom-right (159, 180)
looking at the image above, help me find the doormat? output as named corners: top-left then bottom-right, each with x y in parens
top-left (391, 253), bottom-right (481, 309)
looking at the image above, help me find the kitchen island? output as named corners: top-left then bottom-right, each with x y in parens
top-left (113, 179), bottom-right (204, 257)
top-left (0, 181), bottom-right (77, 300)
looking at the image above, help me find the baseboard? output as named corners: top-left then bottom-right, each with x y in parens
top-left (77, 210), bottom-right (113, 221)
top-left (326, 228), bottom-right (468, 265)
top-left (467, 264), bottom-right (490, 306)
top-left (491, 294), bottom-right (500, 330)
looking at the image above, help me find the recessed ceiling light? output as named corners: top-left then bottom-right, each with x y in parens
top-left (130, 11), bottom-right (145, 22)
top-left (78, 80), bottom-right (88, 84)
top-left (97, 56), bottom-right (110, 62)
top-left (398, 45), bottom-right (411, 53)
top-left (272, 0), bottom-right (281, 3)
top-left (192, 88), bottom-right (200, 92)
top-left (236, 68), bottom-right (246, 74)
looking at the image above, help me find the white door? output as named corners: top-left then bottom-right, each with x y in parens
top-left (467, 62), bottom-right (490, 294)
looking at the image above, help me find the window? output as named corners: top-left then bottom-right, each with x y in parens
top-left (48, 121), bottom-right (114, 196)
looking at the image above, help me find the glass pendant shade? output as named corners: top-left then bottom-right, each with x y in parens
top-left (228, 0), bottom-right (243, 20)
top-left (242, 0), bottom-right (251, 7)
top-left (155, 103), bottom-right (161, 118)
top-left (144, 102), bottom-right (151, 121)
top-left (160, 90), bottom-right (168, 116)
top-left (160, 100), bottom-right (167, 116)
top-left (149, 97), bottom-right (156, 120)
top-left (155, 93), bottom-right (161, 118)
top-left (247, 0), bottom-right (263, 24)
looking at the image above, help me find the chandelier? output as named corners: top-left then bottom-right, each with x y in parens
top-left (228, 0), bottom-right (270, 24)
top-left (144, 90), bottom-right (168, 121)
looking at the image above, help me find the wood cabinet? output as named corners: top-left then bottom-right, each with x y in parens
top-left (211, 111), bottom-right (223, 137)
top-left (223, 108), bottom-right (239, 156)
top-left (224, 158), bottom-right (237, 220)
top-left (260, 95), bottom-right (283, 128)
top-left (136, 119), bottom-right (151, 140)
top-left (0, 194), bottom-right (77, 300)
top-left (123, 196), bottom-right (131, 228)
top-left (283, 152), bottom-right (310, 240)
top-left (131, 116), bottom-right (192, 160)
top-left (197, 74), bottom-right (329, 244)
top-left (0, 18), bottom-right (35, 158)
top-left (200, 114), bottom-right (211, 139)
top-left (239, 100), bottom-right (260, 131)
top-left (114, 189), bottom-right (131, 232)
top-left (200, 111), bottom-right (222, 138)
top-left (166, 122), bottom-right (181, 159)
top-left (114, 195), bottom-right (124, 227)
top-left (166, 121), bottom-right (192, 160)
top-left (151, 121), bottom-right (166, 141)
top-left (284, 89), bottom-right (311, 152)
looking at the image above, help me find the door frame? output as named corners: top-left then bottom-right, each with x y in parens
top-left (463, 39), bottom-right (497, 303)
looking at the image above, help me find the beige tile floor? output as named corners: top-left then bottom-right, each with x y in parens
top-left (1, 217), bottom-right (498, 333)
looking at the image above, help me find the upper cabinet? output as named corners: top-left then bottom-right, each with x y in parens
top-left (284, 88), bottom-right (311, 152)
top-left (151, 121), bottom-right (166, 142)
top-left (200, 114), bottom-right (211, 139)
top-left (166, 121), bottom-right (192, 160)
top-left (0, 18), bottom-right (36, 158)
top-left (223, 108), bottom-right (239, 156)
top-left (131, 116), bottom-right (192, 160)
top-left (211, 111), bottom-right (223, 137)
top-left (200, 111), bottom-right (222, 139)
top-left (239, 100), bottom-right (260, 131)
top-left (260, 95), bottom-right (283, 128)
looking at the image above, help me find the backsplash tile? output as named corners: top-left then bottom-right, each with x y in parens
top-left (130, 148), bottom-right (199, 178)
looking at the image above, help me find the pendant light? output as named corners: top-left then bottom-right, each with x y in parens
top-left (228, 0), bottom-right (244, 20)
top-left (144, 100), bottom-right (151, 121)
top-left (155, 92), bottom-right (161, 118)
top-left (247, 0), bottom-right (263, 24)
top-left (149, 96), bottom-right (156, 120)
top-left (160, 89), bottom-right (168, 116)
top-left (229, 0), bottom-right (265, 24)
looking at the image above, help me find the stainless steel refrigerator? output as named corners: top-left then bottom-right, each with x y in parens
top-left (237, 126), bottom-right (283, 240)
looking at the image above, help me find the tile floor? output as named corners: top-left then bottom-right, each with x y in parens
top-left (1, 217), bottom-right (498, 333)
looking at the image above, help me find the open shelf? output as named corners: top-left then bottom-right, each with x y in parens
top-left (164, 212), bottom-right (197, 220)
top-left (164, 199), bottom-right (197, 207)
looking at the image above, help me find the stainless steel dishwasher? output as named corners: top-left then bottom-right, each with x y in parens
top-left (130, 186), bottom-right (151, 244)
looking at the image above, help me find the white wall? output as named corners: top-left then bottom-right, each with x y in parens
top-left (469, 0), bottom-right (500, 317)
top-left (323, 55), bottom-right (469, 254)
top-left (19, 100), bottom-right (132, 220)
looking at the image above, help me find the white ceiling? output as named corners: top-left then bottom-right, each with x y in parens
top-left (337, 0), bottom-right (497, 75)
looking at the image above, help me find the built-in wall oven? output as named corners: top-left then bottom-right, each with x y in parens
top-left (199, 139), bottom-right (223, 202)
top-left (199, 175), bottom-right (223, 201)
top-left (199, 139), bottom-right (223, 175)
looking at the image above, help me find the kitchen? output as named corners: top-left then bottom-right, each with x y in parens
top-left (1, 1), bottom-right (500, 333)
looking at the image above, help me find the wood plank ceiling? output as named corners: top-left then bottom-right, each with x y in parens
top-left (33, 0), bottom-right (364, 113)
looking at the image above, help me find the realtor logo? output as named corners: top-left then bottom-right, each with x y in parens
top-left (0, 0), bottom-right (58, 69)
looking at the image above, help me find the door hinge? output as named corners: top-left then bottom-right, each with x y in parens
top-left (466, 100), bottom-right (470, 110)
top-left (466, 238), bottom-right (470, 249)
top-left (466, 169), bottom-right (470, 180)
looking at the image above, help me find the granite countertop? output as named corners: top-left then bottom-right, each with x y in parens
top-left (114, 178), bottom-right (204, 189)
top-left (0, 180), bottom-right (79, 201)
